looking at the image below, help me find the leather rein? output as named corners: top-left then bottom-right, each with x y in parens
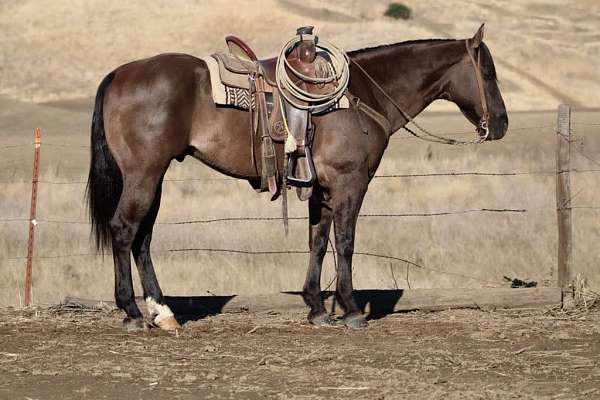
top-left (350, 39), bottom-right (490, 145)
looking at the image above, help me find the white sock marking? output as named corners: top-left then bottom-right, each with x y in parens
top-left (145, 297), bottom-right (174, 325)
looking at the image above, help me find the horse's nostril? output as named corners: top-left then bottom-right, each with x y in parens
top-left (495, 115), bottom-right (508, 135)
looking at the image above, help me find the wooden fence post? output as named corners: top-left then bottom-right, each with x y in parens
top-left (24, 128), bottom-right (42, 306)
top-left (556, 104), bottom-right (572, 292)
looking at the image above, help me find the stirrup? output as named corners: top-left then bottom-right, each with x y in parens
top-left (287, 150), bottom-right (316, 187)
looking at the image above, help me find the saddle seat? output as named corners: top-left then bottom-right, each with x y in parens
top-left (212, 50), bottom-right (277, 88)
top-left (223, 35), bottom-right (278, 86)
top-left (257, 58), bottom-right (278, 87)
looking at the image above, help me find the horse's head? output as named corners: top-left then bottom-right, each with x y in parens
top-left (443, 24), bottom-right (508, 140)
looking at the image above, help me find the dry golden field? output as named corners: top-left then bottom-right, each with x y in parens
top-left (0, 0), bottom-right (599, 109)
top-left (0, 0), bottom-right (599, 305)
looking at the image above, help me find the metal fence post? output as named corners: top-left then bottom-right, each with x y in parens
top-left (556, 105), bottom-right (572, 293)
top-left (24, 128), bottom-right (42, 306)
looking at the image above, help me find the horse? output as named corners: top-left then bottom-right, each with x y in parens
top-left (86, 24), bottom-right (507, 331)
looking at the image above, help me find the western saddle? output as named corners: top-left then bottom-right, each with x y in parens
top-left (213, 26), bottom-right (347, 201)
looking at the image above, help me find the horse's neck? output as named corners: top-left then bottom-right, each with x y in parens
top-left (350, 40), bottom-right (462, 132)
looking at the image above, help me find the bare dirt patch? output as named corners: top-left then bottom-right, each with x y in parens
top-left (1, 306), bottom-right (599, 399)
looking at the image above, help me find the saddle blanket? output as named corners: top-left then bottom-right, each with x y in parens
top-left (203, 55), bottom-right (349, 112)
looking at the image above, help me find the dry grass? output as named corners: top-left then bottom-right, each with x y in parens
top-left (0, 0), bottom-right (599, 110)
top-left (2, 108), bottom-right (600, 307)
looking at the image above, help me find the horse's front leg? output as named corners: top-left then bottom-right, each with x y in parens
top-left (302, 187), bottom-right (334, 325)
top-left (332, 179), bottom-right (369, 329)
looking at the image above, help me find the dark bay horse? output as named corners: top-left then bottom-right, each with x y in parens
top-left (87, 25), bottom-right (507, 331)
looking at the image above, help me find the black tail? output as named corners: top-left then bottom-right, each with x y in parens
top-left (86, 72), bottom-right (121, 253)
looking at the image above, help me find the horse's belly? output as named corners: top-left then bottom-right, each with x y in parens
top-left (188, 106), bottom-right (260, 180)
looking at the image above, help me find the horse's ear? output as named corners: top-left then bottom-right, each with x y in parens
top-left (470, 23), bottom-right (485, 48)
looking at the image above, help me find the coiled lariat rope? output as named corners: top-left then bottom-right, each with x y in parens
top-left (275, 34), bottom-right (350, 112)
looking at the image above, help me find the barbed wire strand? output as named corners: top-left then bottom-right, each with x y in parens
top-left (0, 208), bottom-right (527, 225)
top-left (0, 144), bottom-right (31, 149)
top-left (1, 169), bottom-right (579, 185)
top-left (0, 123), bottom-right (575, 150)
top-left (1, 247), bottom-right (496, 285)
top-left (11, 163), bottom-right (600, 187)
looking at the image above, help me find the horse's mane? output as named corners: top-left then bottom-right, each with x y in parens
top-left (349, 39), bottom-right (457, 56)
top-left (349, 38), bottom-right (497, 81)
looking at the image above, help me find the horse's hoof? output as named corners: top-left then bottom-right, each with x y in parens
top-left (344, 314), bottom-right (368, 329)
top-left (156, 315), bottom-right (181, 331)
top-left (308, 312), bottom-right (335, 327)
top-left (123, 317), bottom-right (148, 332)
top-left (145, 297), bottom-right (180, 331)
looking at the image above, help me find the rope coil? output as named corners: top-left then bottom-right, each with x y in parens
top-left (275, 34), bottom-right (350, 112)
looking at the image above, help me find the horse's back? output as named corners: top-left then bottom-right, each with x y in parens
top-left (106, 53), bottom-right (209, 110)
top-left (103, 53), bottom-right (210, 169)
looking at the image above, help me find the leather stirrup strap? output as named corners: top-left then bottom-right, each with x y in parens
top-left (248, 74), bottom-right (257, 173)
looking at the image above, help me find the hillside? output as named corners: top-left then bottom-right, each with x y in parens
top-left (0, 0), bottom-right (598, 110)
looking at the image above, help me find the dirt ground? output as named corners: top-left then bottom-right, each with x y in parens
top-left (1, 306), bottom-right (599, 400)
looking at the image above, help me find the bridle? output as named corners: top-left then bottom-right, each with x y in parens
top-left (350, 38), bottom-right (491, 145)
top-left (465, 38), bottom-right (490, 141)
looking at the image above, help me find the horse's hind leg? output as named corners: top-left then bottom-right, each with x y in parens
top-left (131, 176), bottom-right (180, 331)
top-left (110, 172), bottom-right (170, 331)
top-left (302, 188), bottom-right (334, 325)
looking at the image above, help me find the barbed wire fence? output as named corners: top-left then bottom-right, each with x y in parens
top-left (1, 105), bottom-right (599, 305)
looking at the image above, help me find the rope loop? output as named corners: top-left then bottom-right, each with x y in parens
top-left (275, 34), bottom-right (350, 112)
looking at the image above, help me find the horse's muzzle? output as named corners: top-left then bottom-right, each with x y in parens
top-left (483, 114), bottom-right (508, 141)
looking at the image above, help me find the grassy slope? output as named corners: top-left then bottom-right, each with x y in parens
top-left (0, 0), bottom-right (598, 109)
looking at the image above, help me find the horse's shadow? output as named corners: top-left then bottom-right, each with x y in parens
top-left (164, 295), bottom-right (236, 324)
top-left (166, 289), bottom-right (404, 324)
